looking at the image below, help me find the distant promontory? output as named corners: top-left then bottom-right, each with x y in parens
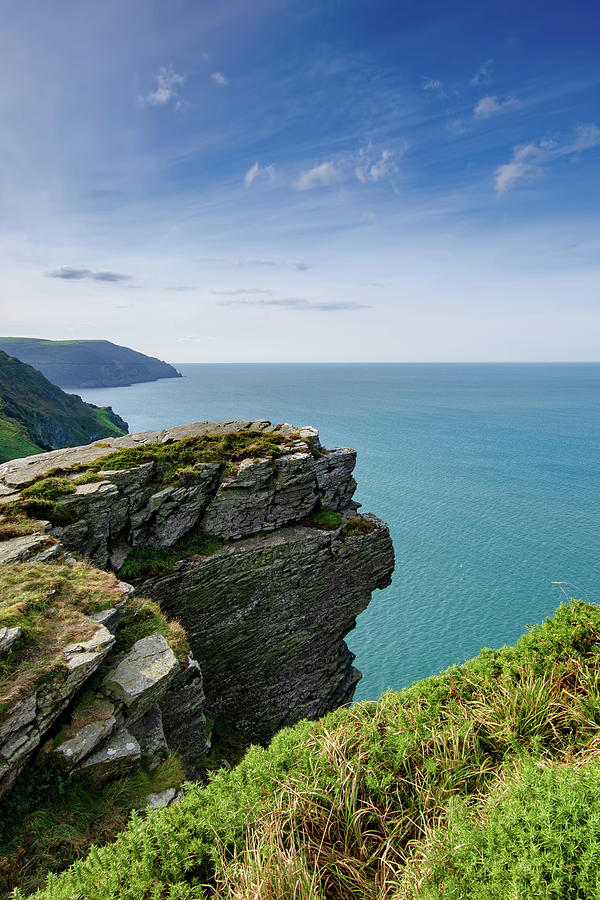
top-left (0, 338), bottom-right (182, 388)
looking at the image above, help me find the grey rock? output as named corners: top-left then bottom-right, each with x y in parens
top-left (104, 634), bottom-right (180, 719)
top-left (76, 728), bottom-right (141, 784)
top-left (130, 467), bottom-right (219, 548)
top-left (0, 533), bottom-right (61, 564)
top-left (89, 607), bottom-right (123, 633)
top-left (0, 626), bottom-right (21, 654)
top-left (128, 704), bottom-right (168, 770)
top-left (201, 451), bottom-right (318, 540)
top-left (50, 706), bottom-right (116, 770)
top-left (159, 654), bottom-right (210, 775)
top-left (147, 787), bottom-right (177, 809)
top-left (313, 448), bottom-right (358, 509)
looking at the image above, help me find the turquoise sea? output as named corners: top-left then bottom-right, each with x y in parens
top-left (79, 363), bottom-right (600, 702)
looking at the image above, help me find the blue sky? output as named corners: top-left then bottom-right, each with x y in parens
top-left (1, 0), bottom-right (599, 361)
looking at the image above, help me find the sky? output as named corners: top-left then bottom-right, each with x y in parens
top-left (1, 0), bottom-right (599, 363)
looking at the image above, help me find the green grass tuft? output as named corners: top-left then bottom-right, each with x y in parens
top-left (308, 508), bottom-right (343, 530)
top-left (20, 478), bottom-right (75, 501)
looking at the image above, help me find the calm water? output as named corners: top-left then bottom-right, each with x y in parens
top-left (79, 363), bottom-right (600, 701)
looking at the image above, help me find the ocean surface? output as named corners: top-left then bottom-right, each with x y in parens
top-left (79, 363), bottom-right (600, 702)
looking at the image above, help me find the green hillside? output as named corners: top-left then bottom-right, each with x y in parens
top-left (0, 351), bottom-right (128, 462)
top-left (14, 599), bottom-right (600, 900)
top-left (0, 338), bottom-right (181, 388)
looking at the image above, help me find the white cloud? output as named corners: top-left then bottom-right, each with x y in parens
top-left (145, 66), bottom-right (185, 106)
top-left (234, 258), bottom-right (309, 271)
top-left (244, 161), bottom-right (276, 186)
top-left (355, 149), bottom-right (398, 184)
top-left (474, 95), bottom-right (520, 119)
top-left (495, 123), bottom-right (600, 193)
top-left (210, 71), bottom-right (228, 86)
top-left (423, 79), bottom-right (442, 91)
top-left (293, 161), bottom-right (342, 190)
top-left (470, 59), bottom-right (493, 86)
top-left (217, 297), bottom-right (369, 311)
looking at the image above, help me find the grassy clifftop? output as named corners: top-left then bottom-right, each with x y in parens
top-left (20, 599), bottom-right (600, 900)
top-left (0, 350), bottom-right (127, 462)
top-left (0, 338), bottom-right (181, 388)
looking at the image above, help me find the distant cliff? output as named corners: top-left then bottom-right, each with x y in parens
top-left (0, 351), bottom-right (128, 463)
top-left (0, 338), bottom-right (182, 388)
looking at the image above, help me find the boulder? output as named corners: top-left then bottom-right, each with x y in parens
top-left (76, 728), bottom-right (141, 784)
top-left (104, 634), bottom-right (180, 719)
top-left (0, 626), bottom-right (21, 654)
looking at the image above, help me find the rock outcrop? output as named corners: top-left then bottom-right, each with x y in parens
top-left (0, 420), bottom-right (394, 801)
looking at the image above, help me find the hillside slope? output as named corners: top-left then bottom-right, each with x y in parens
top-left (0, 338), bottom-right (181, 388)
top-left (0, 351), bottom-right (128, 462)
top-left (17, 599), bottom-right (600, 900)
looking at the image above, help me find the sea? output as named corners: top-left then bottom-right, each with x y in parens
top-left (79, 363), bottom-right (600, 702)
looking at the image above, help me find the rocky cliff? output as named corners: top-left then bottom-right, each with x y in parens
top-left (0, 420), bottom-right (394, 810)
top-left (0, 338), bottom-right (181, 388)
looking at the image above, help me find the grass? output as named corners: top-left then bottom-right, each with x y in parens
top-left (0, 508), bottom-right (44, 541)
top-left (0, 753), bottom-right (184, 899)
top-left (118, 531), bottom-right (225, 580)
top-left (308, 508), bottom-right (343, 530)
top-left (112, 596), bottom-right (190, 664)
top-left (0, 562), bottom-right (124, 714)
top-left (20, 478), bottom-right (75, 501)
top-left (20, 598), bottom-right (600, 900)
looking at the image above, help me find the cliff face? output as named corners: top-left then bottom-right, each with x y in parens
top-left (0, 420), bottom-right (394, 801)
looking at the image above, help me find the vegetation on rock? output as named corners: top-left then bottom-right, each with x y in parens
top-left (18, 599), bottom-right (600, 900)
top-left (85, 430), bottom-right (301, 485)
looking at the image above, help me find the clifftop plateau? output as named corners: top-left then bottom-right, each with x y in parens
top-left (0, 338), bottom-right (181, 388)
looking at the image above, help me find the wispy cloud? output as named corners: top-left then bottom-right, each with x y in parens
top-left (474, 95), bottom-right (520, 119)
top-left (210, 71), bottom-right (228, 86)
top-left (234, 258), bottom-right (309, 271)
top-left (144, 66), bottom-right (185, 107)
top-left (495, 123), bottom-right (600, 193)
top-left (244, 161), bottom-right (276, 186)
top-left (46, 266), bottom-right (131, 282)
top-left (293, 161), bottom-right (342, 190)
top-left (217, 297), bottom-right (369, 311)
top-left (470, 59), bottom-right (493, 86)
top-left (423, 79), bottom-right (442, 92)
top-left (448, 118), bottom-right (471, 136)
top-left (355, 148), bottom-right (399, 183)
top-left (212, 288), bottom-right (274, 295)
